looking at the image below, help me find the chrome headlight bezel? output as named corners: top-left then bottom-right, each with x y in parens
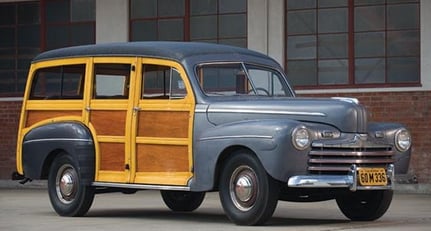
top-left (395, 129), bottom-right (412, 152)
top-left (292, 126), bottom-right (311, 150)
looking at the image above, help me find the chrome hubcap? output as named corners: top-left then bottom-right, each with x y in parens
top-left (56, 164), bottom-right (77, 204)
top-left (229, 166), bottom-right (258, 211)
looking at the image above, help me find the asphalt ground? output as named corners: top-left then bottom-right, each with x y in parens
top-left (1, 188), bottom-right (430, 231)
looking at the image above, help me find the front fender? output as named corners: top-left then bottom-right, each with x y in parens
top-left (191, 119), bottom-right (309, 191)
top-left (368, 122), bottom-right (412, 174)
top-left (22, 122), bottom-right (95, 183)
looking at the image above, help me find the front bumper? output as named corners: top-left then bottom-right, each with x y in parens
top-left (287, 164), bottom-right (394, 192)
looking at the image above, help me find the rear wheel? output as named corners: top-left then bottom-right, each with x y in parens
top-left (48, 154), bottom-right (95, 216)
top-left (161, 191), bottom-right (205, 212)
top-left (336, 190), bottom-right (393, 221)
top-left (219, 151), bottom-right (279, 226)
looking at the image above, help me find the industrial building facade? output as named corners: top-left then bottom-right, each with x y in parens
top-left (0, 0), bottom-right (429, 188)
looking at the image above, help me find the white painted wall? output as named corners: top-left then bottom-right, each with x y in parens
top-left (247, 0), bottom-right (285, 68)
top-left (420, 0), bottom-right (431, 90)
top-left (95, 0), bottom-right (128, 43)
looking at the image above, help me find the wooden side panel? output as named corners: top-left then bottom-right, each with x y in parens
top-left (136, 144), bottom-right (189, 172)
top-left (90, 110), bottom-right (126, 136)
top-left (26, 110), bottom-right (82, 127)
top-left (137, 111), bottom-right (189, 138)
top-left (99, 142), bottom-right (125, 171)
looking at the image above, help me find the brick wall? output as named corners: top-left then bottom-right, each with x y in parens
top-left (299, 91), bottom-right (431, 184)
top-left (0, 100), bottom-right (22, 179)
top-left (0, 91), bottom-right (430, 183)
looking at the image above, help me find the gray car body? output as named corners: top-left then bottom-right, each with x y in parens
top-left (23, 42), bottom-right (411, 193)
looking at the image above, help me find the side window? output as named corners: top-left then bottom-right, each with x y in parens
top-left (93, 64), bottom-right (130, 99)
top-left (247, 67), bottom-right (287, 96)
top-left (30, 64), bottom-right (85, 99)
top-left (142, 64), bottom-right (187, 99)
top-left (197, 63), bottom-right (247, 95)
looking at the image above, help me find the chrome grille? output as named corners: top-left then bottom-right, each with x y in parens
top-left (308, 147), bottom-right (394, 174)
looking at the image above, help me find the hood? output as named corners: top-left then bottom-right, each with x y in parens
top-left (206, 97), bottom-right (368, 133)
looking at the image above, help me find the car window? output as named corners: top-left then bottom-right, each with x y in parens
top-left (93, 64), bottom-right (130, 99)
top-left (196, 63), bottom-right (292, 97)
top-left (30, 64), bottom-right (85, 100)
top-left (142, 64), bottom-right (187, 99)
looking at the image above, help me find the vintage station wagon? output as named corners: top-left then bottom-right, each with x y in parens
top-left (14, 42), bottom-right (411, 225)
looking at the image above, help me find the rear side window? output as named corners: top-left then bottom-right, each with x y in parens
top-left (93, 63), bottom-right (130, 99)
top-left (30, 64), bottom-right (85, 99)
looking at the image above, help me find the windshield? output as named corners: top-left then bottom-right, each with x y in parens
top-left (196, 63), bottom-right (293, 97)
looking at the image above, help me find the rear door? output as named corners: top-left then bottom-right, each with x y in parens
top-left (86, 57), bottom-right (138, 183)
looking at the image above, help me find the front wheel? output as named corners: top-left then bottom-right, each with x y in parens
top-left (219, 151), bottom-right (280, 226)
top-left (161, 191), bottom-right (205, 212)
top-left (336, 190), bottom-right (393, 221)
top-left (48, 154), bottom-right (95, 217)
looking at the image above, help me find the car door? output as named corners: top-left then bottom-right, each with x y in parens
top-left (131, 58), bottom-right (195, 186)
top-left (86, 57), bottom-right (138, 183)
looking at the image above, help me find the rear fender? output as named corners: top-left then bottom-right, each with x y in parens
top-left (21, 121), bottom-right (95, 184)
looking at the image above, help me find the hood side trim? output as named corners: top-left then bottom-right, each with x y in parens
top-left (208, 108), bottom-right (326, 117)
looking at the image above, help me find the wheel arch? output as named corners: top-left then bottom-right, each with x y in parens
top-left (21, 121), bottom-right (95, 184)
top-left (213, 145), bottom-right (256, 191)
top-left (40, 149), bottom-right (66, 179)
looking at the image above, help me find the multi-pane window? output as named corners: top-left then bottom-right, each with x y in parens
top-left (130, 0), bottom-right (186, 41)
top-left (286, 0), bottom-right (420, 88)
top-left (44, 0), bottom-right (95, 50)
top-left (189, 0), bottom-right (247, 47)
top-left (0, 2), bottom-right (40, 96)
top-left (130, 0), bottom-right (247, 47)
top-left (0, 0), bottom-right (95, 97)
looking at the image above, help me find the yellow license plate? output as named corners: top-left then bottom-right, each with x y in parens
top-left (358, 168), bottom-right (387, 186)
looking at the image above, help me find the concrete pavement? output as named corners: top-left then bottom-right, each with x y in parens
top-left (1, 187), bottom-right (430, 231)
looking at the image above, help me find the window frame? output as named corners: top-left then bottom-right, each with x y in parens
top-left (0, 1), bottom-right (41, 97)
top-left (285, 0), bottom-right (421, 90)
top-left (41, 0), bottom-right (96, 51)
top-left (129, 0), bottom-right (248, 47)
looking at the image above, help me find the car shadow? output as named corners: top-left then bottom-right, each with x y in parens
top-left (84, 208), bottom-right (349, 227)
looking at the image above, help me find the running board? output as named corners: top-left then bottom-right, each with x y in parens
top-left (92, 182), bottom-right (190, 191)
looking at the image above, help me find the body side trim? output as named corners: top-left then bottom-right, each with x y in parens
top-left (92, 182), bottom-right (190, 191)
top-left (23, 138), bottom-right (92, 144)
top-left (199, 135), bottom-right (273, 141)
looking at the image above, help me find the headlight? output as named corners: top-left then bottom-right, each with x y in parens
top-left (292, 126), bottom-right (311, 150)
top-left (395, 129), bottom-right (411, 152)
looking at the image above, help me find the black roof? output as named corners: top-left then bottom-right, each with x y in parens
top-left (33, 41), bottom-right (271, 63)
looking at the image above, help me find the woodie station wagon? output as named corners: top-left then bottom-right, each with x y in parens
top-left (14, 42), bottom-right (412, 225)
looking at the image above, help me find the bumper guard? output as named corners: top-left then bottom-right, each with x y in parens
top-left (287, 164), bottom-right (395, 192)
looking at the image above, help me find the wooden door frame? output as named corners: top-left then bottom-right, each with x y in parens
top-left (131, 58), bottom-right (195, 186)
top-left (85, 57), bottom-right (139, 183)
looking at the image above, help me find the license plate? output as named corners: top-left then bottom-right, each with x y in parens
top-left (358, 168), bottom-right (387, 186)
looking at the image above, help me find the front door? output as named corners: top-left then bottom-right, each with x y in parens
top-left (87, 57), bottom-right (137, 183)
top-left (131, 59), bottom-right (195, 186)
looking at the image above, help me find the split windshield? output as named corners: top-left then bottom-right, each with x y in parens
top-left (196, 63), bottom-right (293, 97)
